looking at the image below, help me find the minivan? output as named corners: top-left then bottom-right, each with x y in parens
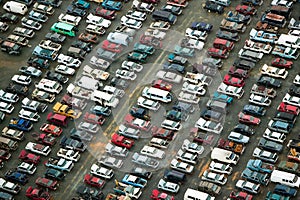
top-left (0, 136), bottom-right (18, 151)
top-left (271, 170), bottom-right (300, 187)
top-left (152, 10), bottom-right (177, 24)
top-left (142, 87), bottom-right (172, 103)
top-left (164, 170), bottom-right (186, 183)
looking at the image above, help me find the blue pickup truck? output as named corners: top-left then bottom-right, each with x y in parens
top-left (9, 118), bottom-right (33, 131)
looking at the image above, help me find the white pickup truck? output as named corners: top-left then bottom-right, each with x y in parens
top-left (57, 148), bottom-right (80, 162)
top-left (183, 72), bottom-right (212, 86)
top-left (82, 65), bottom-right (110, 81)
top-left (250, 84), bottom-right (277, 98)
top-left (66, 83), bottom-right (92, 100)
top-left (39, 39), bottom-right (61, 52)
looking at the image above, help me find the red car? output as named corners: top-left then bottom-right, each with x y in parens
top-left (0, 149), bottom-right (11, 160)
top-left (151, 189), bottom-right (175, 200)
top-left (84, 174), bottom-right (106, 188)
top-left (78, 33), bottom-right (99, 44)
top-left (213, 38), bottom-right (234, 51)
top-left (193, 132), bottom-right (215, 145)
top-left (277, 102), bottom-right (300, 115)
top-left (208, 47), bottom-right (229, 59)
top-left (140, 35), bottom-right (162, 48)
top-left (228, 66), bottom-right (248, 79)
top-left (35, 177), bottom-right (59, 190)
top-left (102, 40), bottom-right (123, 53)
top-left (223, 74), bottom-right (245, 87)
top-left (235, 5), bottom-right (257, 15)
top-left (152, 79), bottom-right (172, 91)
top-left (26, 186), bottom-right (52, 200)
top-left (238, 112), bottom-right (260, 125)
top-left (19, 150), bottom-right (41, 165)
top-left (40, 123), bottom-right (63, 136)
top-left (229, 191), bottom-right (253, 200)
top-left (32, 132), bottom-right (56, 146)
top-left (124, 114), bottom-right (152, 132)
top-left (271, 58), bottom-right (293, 69)
top-left (84, 112), bottom-right (105, 125)
top-left (151, 126), bottom-right (176, 140)
top-left (111, 133), bottom-right (134, 149)
top-left (94, 8), bottom-right (116, 20)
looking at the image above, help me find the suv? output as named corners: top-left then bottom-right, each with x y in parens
top-left (1, 41), bottom-right (21, 55)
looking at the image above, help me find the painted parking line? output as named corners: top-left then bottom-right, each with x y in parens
top-left (198, 161), bottom-right (210, 177)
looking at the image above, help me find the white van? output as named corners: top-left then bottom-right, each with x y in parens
top-left (3, 1), bottom-right (28, 15)
top-left (142, 87), bottom-right (172, 103)
top-left (209, 0), bottom-right (231, 6)
top-left (211, 147), bottom-right (239, 165)
top-left (76, 76), bottom-right (102, 91)
top-left (184, 188), bottom-right (215, 200)
top-left (92, 90), bottom-right (119, 108)
top-left (276, 34), bottom-right (300, 49)
top-left (107, 32), bottom-right (133, 46)
top-left (271, 170), bottom-right (300, 188)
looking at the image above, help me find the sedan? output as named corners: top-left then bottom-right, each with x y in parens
top-left (126, 10), bottom-right (147, 21)
top-left (252, 147), bottom-right (278, 163)
top-left (0, 13), bottom-right (18, 23)
top-left (28, 11), bottom-right (48, 23)
top-left (209, 161), bottom-right (232, 175)
top-left (99, 156), bottom-right (123, 169)
top-left (235, 180), bottom-right (261, 194)
top-left (283, 93), bottom-right (300, 107)
top-left (263, 128), bottom-right (286, 144)
top-left (228, 132), bottom-right (250, 144)
top-left (271, 58), bottom-right (293, 69)
top-left (55, 65), bottom-right (75, 75)
top-left (78, 122), bottom-right (99, 134)
top-left (35, 177), bottom-right (58, 190)
top-left (120, 16), bottom-right (142, 29)
top-left (137, 96), bottom-right (160, 111)
top-left (158, 179), bottom-right (180, 193)
top-left (235, 5), bottom-right (257, 15)
top-left (21, 17), bottom-right (42, 30)
top-left (102, 40), bottom-right (123, 53)
top-left (243, 104), bottom-right (266, 116)
top-left (18, 109), bottom-right (40, 122)
top-left (84, 174), bottom-right (105, 189)
top-left (115, 69), bottom-right (137, 81)
top-left (257, 76), bottom-right (281, 88)
top-left (258, 138), bottom-right (283, 152)
top-left (223, 74), bottom-right (245, 87)
top-left (0, 101), bottom-right (14, 114)
top-left (277, 102), bottom-right (299, 116)
top-left (140, 145), bottom-right (165, 159)
top-left (208, 47), bottom-right (229, 59)
top-left (11, 75), bottom-right (31, 86)
top-left (201, 170), bottom-right (227, 185)
top-left (238, 112), bottom-right (261, 125)
top-left (170, 159), bottom-right (194, 174)
top-left (122, 174), bottom-right (147, 188)
top-left (181, 139), bottom-right (204, 155)
top-left (78, 32), bottom-right (98, 44)
top-left (19, 66), bottom-right (42, 77)
top-left (216, 29), bottom-right (240, 42)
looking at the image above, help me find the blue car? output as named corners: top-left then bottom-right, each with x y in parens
top-left (121, 174), bottom-right (147, 188)
top-left (102, 0), bottom-right (122, 11)
top-left (174, 45), bottom-right (195, 57)
top-left (273, 184), bottom-right (297, 197)
top-left (212, 92), bottom-right (233, 104)
top-left (9, 118), bottom-right (33, 132)
top-left (72, 0), bottom-right (90, 9)
top-left (32, 46), bottom-right (58, 61)
top-left (241, 168), bottom-right (269, 185)
top-left (90, 105), bottom-right (111, 117)
top-left (191, 21), bottom-right (213, 32)
top-left (28, 10), bottom-right (48, 23)
top-left (5, 170), bottom-right (28, 185)
top-left (249, 28), bottom-right (278, 44)
top-left (163, 62), bottom-right (185, 74)
top-left (243, 104), bottom-right (266, 116)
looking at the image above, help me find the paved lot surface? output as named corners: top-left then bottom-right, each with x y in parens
top-left (0, 0), bottom-right (299, 199)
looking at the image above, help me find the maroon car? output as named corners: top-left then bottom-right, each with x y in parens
top-left (223, 74), bottom-right (245, 87)
top-left (208, 47), bottom-right (229, 59)
top-left (32, 132), bottom-right (56, 146)
top-left (139, 35), bottom-right (162, 48)
top-left (238, 112), bottom-right (261, 125)
top-left (26, 186), bottom-right (52, 200)
top-left (229, 191), bottom-right (253, 200)
top-left (83, 112), bottom-right (105, 125)
top-left (271, 58), bottom-right (293, 69)
top-left (19, 150), bottom-right (41, 165)
top-left (94, 8), bottom-right (116, 20)
top-left (0, 149), bottom-right (11, 160)
top-left (228, 66), bottom-right (249, 79)
top-left (193, 132), bottom-right (215, 145)
top-left (151, 126), bottom-right (176, 140)
top-left (35, 177), bottom-right (59, 190)
top-left (235, 5), bottom-right (257, 15)
top-left (84, 174), bottom-right (106, 188)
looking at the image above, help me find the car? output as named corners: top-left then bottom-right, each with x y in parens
top-left (177, 91), bottom-right (200, 104)
top-left (223, 75), bottom-right (245, 88)
top-left (45, 70), bottom-right (68, 84)
top-left (32, 132), bottom-right (56, 146)
top-left (272, 46), bottom-right (299, 60)
top-left (163, 63), bottom-right (185, 74)
top-left (219, 19), bottom-right (246, 33)
top-left (288, 18), bottom-right (300, 30)
top-left (209, 161), bottom-right (232, 175)
top-left (44, 168), bottom-right (66, 181)
top-left (67, 5), bottom-right (87, 17)
top-left (33, 2), bottom-right (55, 14)
top-left (5, 170), bottom-right (28, 185)
top-left (101, 40), bottom-right (123, 53)
top-left (121, 61), bottom-right (143, 72)
top-left (0, 13), bottom-right (18, 23)
top-left (35, 177), bottom-right (59, 191)
top-left (283, 93), bottom-right (300, 107)
top-left (57, 54), bottom-right (81, 68)
top-left (208, 47), bottom-right (229, 59)
top-left (228, 131), bottom-right (250, 144)
top-left (84, 174), bottom-right (105, 189)
top-left (115, 69), bottom-right (137, 81)
top-left (21, 17), bottom-right (42, 30)
top-left (216, 29), bottom-right (240, 42)
top-left (238, 112), bottom-right (261, 125)
top-left (120, 16), bottom-right (142, 29)
top-left (27, 57), bottom-right (50, 69)
top-left (235, 180), bottom-right (260, 194)
top-left (60, 136), bottom-right (87, 152)
top-left (105, 143), bottom-right (128, 158)
top-left (152, 79), bottom-right (172, 91)
top-left (151, 127), bottom-right (176, 140)
top-left (201, 170), bottom-right (227, 185)
top-left (195, 118), bottom-right (223, 134)
top-left (271, 58), bottom-right (293, 69)
top-left (19, 66), bottom-right (42, 78)
top-left (127, 51), bottom-right (147, 63)
top-left (170, 159), bottom-right (194, 174)
top-left (161, 119), bottom-right (182, 131)
top-left (32, 46), bottom-right (58, 61)
top-left (180, 38), bottom-right (204, 51)
top-left (130, 167), bottom-right (153, 179)
top-left (86, 13), bottom-right (111, 28)
top-left (18, 150), bottom-right (40, 165)
top-left (257, 76), bottom-right (281, 88)
top-left (273, 184), bottom-right (297, 197)
top-left (0, 150), bottom-right (11, 161)
top-left (157, 179), bottom-right (180, 193)
top-left (217, 83), bottom-right (244, 99)
top-left (11, 75), bottom-right (31, 86)
top-left (122, 174), bottom-right (147, 188)
top-left (40, 123), bottom-right (62, 136)
top-left (288, 29), bottom-right (300, 37)
top-left (45, 32), bottom-right (66, 44)
top-left (144, 29), bottom-right (166, 40)
top-left (181, 82), bottom-right (206, 96)
top-left (124, 114), bottom-right (151, 131)
top-left (261, 64), bottom-right (288, 79)
top-left (288, 84), bottom-right (300, 97)
top-left (211, 92), bottom-right (233, 104)
top-left (132, 152), bottom-right (159, 168)
top-left (0, 101), bottom-right (14, 114)
top-left (226, 11), bottom-right (251, 25)
top-left (174, 45), bottom-right (195, 57)
top-left (32, 89), bottom-right (55, 103)
top-left (71, 41), bottom-right (92, 53)
top-left (29, 10), bottom-right (48, 23)
top-left (57, 148), bottom-right (81, 162)
top-left (9, 118), bottom-right (33, 132)
top-left (156, 70), bottom-right (183, 84)
top-left (99, 156), bottom-right (123, 169)
top-left (70, 128), bottom-right (93, 142)
top-left (202, 1), bottom-right (224, 14)
top-left (18, 109), bottom-right (40, 122)
top-left (191, 21), bottom-right (213, 32)
top-left (277, 102), bottom-right (299, 115)
top-left (83, 112), bottom-right (105, 125)
top-left (268, 119), bottom-right (293, 134)
top-left (0, 90), bottom-right (19, 103)
top-left (151, 189), bottom-right (175, 200)
top-left (137, 96), bottom-right (160, 111)
top-left (90, 163), bottom-right (114, 179)
top-left (25, 142), bottom-right (51, 156)
top-left (149, 21), bottom-right (171, 31)
top-left (126, 10), bottom-right (147, 21)
top-left (111, 133), bottom-right (134, 149)
top-left (78, 32), bottom-right (98, 44)
top-left (168, 53), bottom-right (188, 66)
top-left (235, 5), bottom-right (257, 15)
top-left (0, 178), bottom-right (21, 194)
top-left (139, 35), bottom-right (162, 48)
top-left (26, 186), bottom-right (52, 200)
top-left (263, 128), bottom-right (286, 144)
top-left (101, 0), bottom-right (122, 10)
top-left (17, 162), bottom-right (37, 174)
top-left (94, 8), bottom-right (116, 20)
top-left (140, 145), bottom-right (165, 159)
top-left (44, 157), bottom-right (74, 172)
top-left (294, 74), bottom-right (300, 86)
top-left (76, 185), bottom-right (104, 199)
top-left (252, 147), bottom-right (278, 163)
top-left (0, 21), bottom-right (9, 32)
top-left (228, 66), bottom-right (248, 79)
top-left (97, 48), bottom-right (118, 61)
top-left (258, 138), bottom-right (283, 152)
top-left (176, 149), bottom-right (198, 165)
top-left (134, 43), bottom-right (155, 55)
top-left (243, 104), bottom-right (266, 116)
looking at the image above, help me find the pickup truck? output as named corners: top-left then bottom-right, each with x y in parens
top-left (9, 118), bottom-right (33, 132)
top-left (131, 0), bottom-right (154, 14)
top-left (39, 40), bottom-right (61, 52)
top-left (278, 161), bottom-right (300, 176)
top-left (66, 83), bottom-right (92, 100)
top-left (250, 84), bottom-right (276, 98)
top-left (183, 72), bottom-right (212, 86)
top-left (113, 182), bottom-right (142, 199)
top-left (22, 97), bottom-right (48, 113)
top-left (271, 45), bottom-right (299, 60)
top-left (57, 148), bottom-right (80, 162)
top-left (52, 102), bottom-right (82, 119)
top-left (246, 159), bottom-right (274, 174)
top-left (255, 21), bottom-right (278, 33)
top-left (32, 132), bottom-right (56, 146)
top-left (44, 157), bottom-right (74, 172)
top-left (82, 65), bottom-right (110, 81)
top-left (249, 28), bottom-right (278, 44)
top-left (243, 40), bottom-right (272, 54)
top-left (217, 138), bottom-right (245, 155)
top-left (288, 148), bottom-right (300, 163)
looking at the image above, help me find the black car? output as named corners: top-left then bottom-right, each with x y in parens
top-left (242, 0), bottom-right (262, 6)
top-left (0, 13), bottom-right (18, 23)
top-left (130, 106), bottom-right (150, 120)
top-left (45, 32), bottom-right (66, 43)
top-left (45, 70), bottom-right (69, 84)
top-left (67, 5), bottom-right (87, 17)
top-left (70, 128), bottom-right (93, 142)
top-left (243, 104), bottom-right (266, 116)
top-left (161, 5), bottom-right (183, 15)
top-left (76, 185), bottom-right (104, 200)
top-left (60, 136), bottom-right (87, 152)
top-left (274, 111), bottom-right (296, 124)
top-left (44, 168), bottom-right (66, 181)
top-left (216, 29), bottom-right (240, 42)
top-left (6, 83), bottom-right (28, 96)
top-left (27, 56), bottom-right (50, 69)
top-left (258, 138), bottom-right (283, 152)
top-left (233, 123), bottom-right (254, 136)
top-left (233, 58), bottom-right (255, 71)
top-left (130, 167), bottom-right (153, 179)
top-left (110, 77), bottom-right (129, 89)
top-left (288, 84), bottom-right (300, 97)
top-left (71, 40), bottom-right (92, 53)
top-left (203, 1), bottom-right (224, 14)
top-left (257, 76), bottom-right (281, 88)
top-left (201, 109), bottom-right (224, 122)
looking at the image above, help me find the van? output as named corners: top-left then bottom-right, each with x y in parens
top-left (271, 170), bottom-right (300, 188)
top-left (67, 47), bottom-right (87, 60)
top-left (184, 188), bottom-right (215, 200)
top-left (76, 76), bottom-right (102, 91)
top-left (276, 34), bottom-right (300, 49)
top-left (152, 10), bottom-right (177, 24)
top-left (92, 90), bottom-right (119, 108)
top-left (211, 147), bottom-right (239, 165)
top-left (0, 136), bottom-right (18, 151)
top-left (47, 113), bottom-right (68, 127)
top-left (107, 32), bottom-right (132, 46)
top-left (206, 100), bottom-right (227, 113)
top-left (3, 1), bottom-right (28, 15)
top-left (142, 87), bottom-right (172, 103)
top-left (164, 170), bottom-right (186, 183)
top-left (268, 6), bottom-right (291, 19)
top-left (209, 0), bottom-right (231, 6)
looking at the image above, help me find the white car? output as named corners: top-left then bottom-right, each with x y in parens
top-left (17, 162), bottom-right (36, 174)
top-left (11, 75), bottom-right (31, 85)
top-left (121, 61), bottom-right (143, 72)
top-left (0, 178), bottom-right (21, 194)
top-left (33, 2), bottom-right (55, 15)
top-left (263, 128), bottom-right (286, 144)
top-left (195, 118), bottom-right (223, 134)
top-left (180, 37), bottom-right (205, 51)
top-left (235, 180), bottom-right (261, 194)
top-left (144, 29), bottom-right (166, 40)
top-left (137, 96), bottom-right (160, 111)
top-left (209, 161), bottom-right (232, 175)
top-left (201, 170), bottom-right (227, 185)
top-left (120, 16), bottom-right (142, 29)
top-left (181, 82), bottom-right (206, 96)
top-left (294, 74), bottom-right (300, 86)
top-left (126, 10), bottom-right (147, 21)
top-left (161, 119), bottom-right (182, 131)
top-left (158, 179), bottom-right (180, 193)
top-left (90, 164), bottom-right (114, 179)
top-left (181, 139), bottom-right (204, 155)
top-left (0, 101), bottom-right (14, 114)
top-left (140, 145), bottom-right (165, 159)
top-left (249, 94), bottom-right (272, 106)
top-left (25, 142), bottom-right (51, 156)
top-left (21, 17), bottom-right (42, 30)
top-left (105, 143), bottom-right (129, 158)
top-left (176, 149), bottom-right (198, 165)
top-left (170, 159), bottom-right (194, 174)
top-left (86, 13), bottom-right (111, 28)
top-left (55, 65), bottom-right (76, 75)
top-left (57, 54), bottom-right (81, 68)
top-left (1, 127), bottom-right (24, 141)
top-left (156, 70), bottom-right (183, 84)
top-left (217, 83), bottom-right (244, 99)
top-left (178, 91), bottom-right (200, 104)
top-left (115, 69), bottom-right (137, 80)
top-left (288, 29), bottom-right (300, 37)
top-left (78, 122), bottom-right (99, 134)
top-left (228, 132), bottom-right (250, 144)
top-left (260, 64), bottom-right (288, 79)
top-left (243, 40), bottom-right (272, 54)
top-left (57, 148), bottom-right (80, 162)
top-left (85, 24), bottom-right (105, 35)
top-left (0, 90), bottom-right (19, 103)
top-left (58, 13), bottom-right (81, 26)
top-left (90, 56), bottom-right (111, 70)
top-left (99, 156), bottom-right (123, 169)
top-left (148, 137), bottom-right (169, 149)
top-left (150, 21), bottom-right (171, 30)
top-left (271, 0), bottom-right (293, 7)
top-left (39, 40), bottom-right (61, 52)
top-left (18, 109), bottom-right (40, 122)
top-left (185, 28), bottom-right (207, 41)
top-left (21, 97), bottom-right (47, 113)
top-left (283, 93), bottom-right (300, 107)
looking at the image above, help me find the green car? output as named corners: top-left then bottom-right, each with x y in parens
top-left (266, 191), bottom-right (290, 200)
top-left (174, 45), bottom-right (195, 57)
top-left (133, 42), bottom-right (155, 55)
top-left (127, 51), bottom-right (147, 63)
